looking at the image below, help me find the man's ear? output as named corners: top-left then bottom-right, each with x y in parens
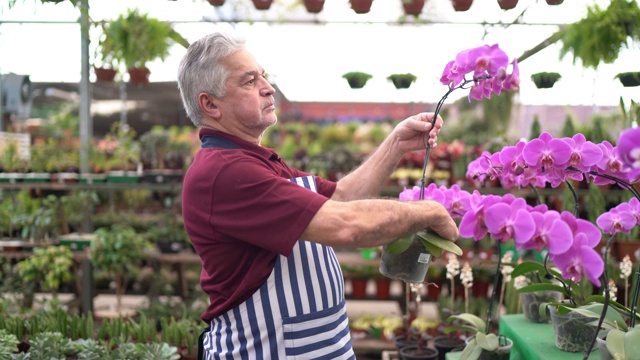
top-left (199, 93), bottom-right (221, 119)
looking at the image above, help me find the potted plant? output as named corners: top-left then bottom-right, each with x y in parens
top-left (349, 0), bottom-right (373, 14)
top-left (387, 73), bottom-right (417, 89)
top-left (91, 224), bottom-right (153, 316)
top-left (531, 72), bottom-right (561, 89)
top-left (17, 245), bottom-right (75, 300)
top-left (342, 71), bottom-right (373, 89)
top-left (615, 72), bottom-right (640, 87)
top-left (497, 0), bottom-right (518, 10)
top-left (0, 329), bottom-right (19, 358)
top-left (451, 0), bottom-right (473, 11)
top-left (251, 0), bottom-right (273, 10)
top-left (103, 9), bottom-right (188, 85)
top-left (302, 0), bottom-right (324, 13)
top-left (445, 314), bottom-right (513, 360)
top-left (401, 0), bottom-right (425, 16)
top-left (57, 190), bottom-right (100, 251)
top-left (93, 23), bottom-right (118, 82)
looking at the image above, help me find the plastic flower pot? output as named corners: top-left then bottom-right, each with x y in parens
top-left (400, 345), bottom-right (438, 360)
top-left (549, 306), bottom-right (598, 352)
top-left (433, 336), bottom-right (465, 360)
top-left (520, 290), bottom-right (562, 323)
top-left (379, 234), bottom-right (433, 283)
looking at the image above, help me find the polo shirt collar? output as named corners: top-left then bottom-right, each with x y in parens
top-left (199, 129), bottom-right (280, 161)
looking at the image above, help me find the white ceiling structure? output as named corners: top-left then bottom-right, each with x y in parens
top-left (0, 0), bottom-right (639, 106)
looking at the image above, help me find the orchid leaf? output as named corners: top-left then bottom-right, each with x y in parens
top-left (416, 230), bottom-right (463, 257)
top-left (576, 304), bottom-right (627, 331)
top-left (386, 236), bottom-right (413, 255)
top-left (476, 332), bottom-right (499, 351)
top-left (624, 326), bottom-right (640, 357)
top-left (444, 325), bottom-right (478, 334)
top-left (586, 295), bottom-right (637, 320)
top-left (517, 283), bottom-right (567, 296)
top-left (447, 313), bottom-right (485, 333)
top-left (422, 239), bottom-right (444, 258)
top-left (607, 328), bottom-right (626, 359)
top-left (511, 260), bottom-right (562, 278)
top-left (459, 338), bottom-right (482, 360)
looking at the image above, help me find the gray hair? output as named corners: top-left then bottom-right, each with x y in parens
top-left (177, 32), bottom-right (246, 126)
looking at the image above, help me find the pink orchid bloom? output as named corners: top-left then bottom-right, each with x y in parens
top-left (560, 211), bottom-right (601, 247)
top-left (522, 132), bottom-right (572, 172)
top-left (459, 193), bottom-right (502, 241)
top-left (597, 206), bottom-right (637, 235)
top-left (484, 198), bottom-right (536, 244)
top-left (502, 59), bottom-right (520, 92)
top-left (594, 141), bottom-right (625, 185)
top-left (551, 233), bottom-right (604, 287)
top-left (617, 127), bottom-right (640, 170)
top-left (520, 210), bottom-right (573, 255)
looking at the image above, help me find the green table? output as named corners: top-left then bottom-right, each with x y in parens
top-left (446, 314), bottom-right (601, 360)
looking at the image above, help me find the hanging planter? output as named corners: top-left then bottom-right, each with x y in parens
top-left (545, 0), bottom-right (563, 4)
top-left (207, 0), bottom-right (225, 5)
top-left (401, 0), bottom-right (425, 16)
top-left (94, 67), bottom-right (117, 82)
top-left (387, 73), bottom-right (417, 89)
top-left (531, 72), bottom-right (561, 89)
top-left (615, 72), bottom-right (640, 87)
top-left (349, 0), bottom-right (373, 14)
top-left (303, 0), bottom-right (325, 13)
top-left (497, 0), bottom-right (518, 10)
top-left (128, 67), bottom-right (151, 85)
top-left (451, 0), bottom-right (473, 11)
top-left (342, 71), bottom-right (372, 89)
top-left (252, 0), bottom-right (273, 10)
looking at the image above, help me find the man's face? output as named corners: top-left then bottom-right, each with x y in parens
top-left (216, 50), bottom-right (277, 136)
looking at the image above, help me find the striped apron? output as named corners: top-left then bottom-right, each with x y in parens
top-left (200, 136), bottom-right (355, 359)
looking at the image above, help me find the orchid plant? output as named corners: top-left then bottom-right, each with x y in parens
top-left (389, 44), bottom-right (520, 259)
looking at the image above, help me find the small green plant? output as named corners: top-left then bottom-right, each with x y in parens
top-left (134, 342), bottom-right (180, 360)
top-left (342, 71), bottom-right (372, 89)
top-left (0, 329), bottom-right (19, 360)
top-left (445, 313), bottom-right (511, 360)
top-left (17, 245), bottom-right (74, 298)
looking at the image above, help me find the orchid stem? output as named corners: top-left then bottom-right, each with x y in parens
top-left (584, 234), bottom-right (615, 360)
top-left (544, 253), bottom-right (576, 306)
top-left (529, 184), bottom-right (542, 206)
top-left (564, 179), bottom-right (579, 217)
top-left (486, 245), bottom-right (502, 334)
top-left (631, 262), bottom-right (640, 328)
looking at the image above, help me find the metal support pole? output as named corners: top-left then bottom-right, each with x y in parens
top-left (81, 257), bottom-right (94, 315)
top-left (79, 0), bottom-right (91, 175)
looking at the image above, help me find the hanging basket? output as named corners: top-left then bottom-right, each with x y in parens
top-left (531, 72), bottom-right (561, 89)
top-left (349, 0), bottom-right (373, 14)
top-left (497, 0), bottom-right (518, 10)
top-left (94, 67), bottom-right (117, 82)
top-left (451, 0), bottom-right (473, 11)
top-left (615, 72), bottom-right (640, 87)
top-left (252, 0), bottom-right (273, 10)
top-left (303, 0), bottom-right (325, 13)
top-left (545, 0), bottom-right (563, 4)
top-left (387, 73), bottom-right (417, 89)
top-left (207, 0), bottom-right (225, 5)
top-left (127, 67), bottom-right (150, 85)
top-left (401, 0), bottom-right (425, 16)
top-left (342, 72), bottom-right (372, 89)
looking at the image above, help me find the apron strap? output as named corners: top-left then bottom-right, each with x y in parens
top-left (197, 326), bottom-right (210, 360)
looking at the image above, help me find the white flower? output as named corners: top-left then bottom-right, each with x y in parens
top-left (460, 261), bottom-right (473, 289)
top-left (514, 275), bottom-right (530, 290)
top-left (620, 255), bottom-right (633, 280)
top-left (501, 251), bottom-right (514, 283)
top-left (607, 279), bottom-right (618, 302)
top-left (446, 254), bottom-right (460, 280)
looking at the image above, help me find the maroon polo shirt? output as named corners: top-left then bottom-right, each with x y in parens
top-left (182, 130), bottom-right (336, 322)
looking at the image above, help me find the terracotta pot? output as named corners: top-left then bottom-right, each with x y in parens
top-left (127, 67), bottom-right (150, 85)
top-left (497, 0), bottom-right (518, 10)
top-left (207, 0), bottom-right (225, 5)
top-left (349, 0), bottom-right (373, 14)
top-left (303, 0), bottom-right (324, 13)
top-left (375, 277), bottom-right (392, 300)
top-left (545, 0), bottom-right (563, 4)
top-left (402, 0), bottom-right (425, 16)
top-left (94, 67), bottom-right (117, 82)
top-left (451, 0), bottom-right (473, 11)
top-left (350, 277), bottom-right (368, 299)
top-left (252, 0), bottom-right (273, 10)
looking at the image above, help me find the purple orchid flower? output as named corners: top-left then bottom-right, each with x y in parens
top-left (399, 184), bottom-right (445, 204)
top-left (550, 232), bottom-right (604, 287)
top-left (459, 193), bottom-right (502, 241)
top-left (597, 205), bottom-right (637, 235)
top-left (443, 184), bottom-right (472, 219)
top-left (593, 141), bottom-right (625, 185)
top-left (617, 127), bottom-right (640, 170)
top-left (501, 59), bottom-right (520, 92)
top-left (484, 198), bottom-right (536, 244)
top-left (520, 210), bottom-right (573, 255)
top-left (522, 132), bottom-right (572, 172)
top-left (561, 133), bottom-right (603, 182)
top-left (560, 211), bottom-right (602, 247)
